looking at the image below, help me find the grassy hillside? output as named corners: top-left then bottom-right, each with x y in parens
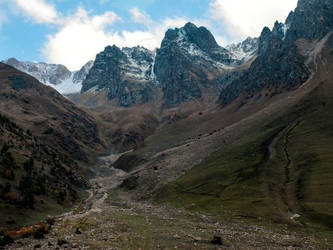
top-left (155, 36), bottom-right (333, 230)
top-left (0, 63), bottom-right (106, 162)
top-left (0, 112), bottom-right (90, 232)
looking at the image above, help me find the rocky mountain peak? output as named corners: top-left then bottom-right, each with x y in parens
top-left (81, 45), bottom-right (155, 106)
top-left (73, 60), bottom-right (94, 84)
top-left (154, 22), bottom-right (239, 106)
top-left (272, 21), bottom-right (286, 40)
top-left (182, 22), bottom-right (221, 53)
top-left (285, 0), bottom-right (333, 43)
top-left (258, 26), bottom-right (272, 54)
top-left (219, 0), bottom-right (333, 107)
top-left (285, 11), bottom-right (294, 27)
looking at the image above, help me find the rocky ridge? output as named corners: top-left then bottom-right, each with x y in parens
top-left (81, 45), bottom-right (156, 107)
top-left (82, 22), bottom-right (258, 106)
top-left (154, 22), bottom-right (237, 105)
top-left (218, 0), bottom-right (333, 106)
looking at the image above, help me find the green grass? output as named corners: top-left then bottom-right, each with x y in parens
top-left (155, 127), bottom-right (279, 218)
top-left (155, 78), bottom-right (333, 231)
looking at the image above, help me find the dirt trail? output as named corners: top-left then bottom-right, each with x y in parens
top-left (282, 121), bottom-right (303, 220)
top-left (266, 121), bottom-right (303, 222)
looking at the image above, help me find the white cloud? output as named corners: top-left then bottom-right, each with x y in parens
top-left (43, 7), bottom-right (188, 70)
top-left (130, 7), bottom-right (151, 26)
top-left (209, 0), bottom-right (298, 39)
top-left (43, 7), bottom-right (119, 70)
top-left (16, 0), bottom-right (59, 24)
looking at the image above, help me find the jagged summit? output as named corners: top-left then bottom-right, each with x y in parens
top-left (80, 22), bottom-right (260, 107)
top-left (81, 44), bottom-right (155, 107)
top-left (154, 22), bottom-right (243, 105)
top-left (285, 0), bottom-right (333, 43)
top-left (162, 22), bottom-right (238, 66)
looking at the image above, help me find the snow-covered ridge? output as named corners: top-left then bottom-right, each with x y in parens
top-left (2, 58), bottom-right (93, 95)
top-left (174, 27), bottom-right (235, 70)
top-left (226, 37), bottom-right (259, 62)
top-left (122, 46), bottom-right (156, 82)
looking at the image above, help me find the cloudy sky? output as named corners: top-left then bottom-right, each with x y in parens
top-left (0, 0), bottom-right (298, 70)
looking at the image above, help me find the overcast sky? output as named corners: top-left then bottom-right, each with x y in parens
top-left (0, 0), bottom-right (298, 70)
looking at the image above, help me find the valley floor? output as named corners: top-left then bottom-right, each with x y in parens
top-left (5, 154), bottom-right (333, 250)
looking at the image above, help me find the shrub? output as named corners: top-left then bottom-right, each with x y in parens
top-left (46, 217), bottom-right (56, 226)
top-left (1, 152), bottom-right (15, 167)
top-left (4, 169), bottom-right (15, 180)
top-left (0, 234), bottom-right (14, 246)
top-left (33, 231), bottom-right (44, 239)
top-left (35, 176), bottom-right (46, 195)
top-left (2, 182), bottom-right (11, 195)
top-left (0, 143), bottom-right (9, 156)
top-left (19, 175), bottom-right (34, 208)
top-left (23, 158), bottom-right (34, 172)
top-left (34, 222), bottom-right (49, 234)
top-left (57, 238), bottom-right (68, 246)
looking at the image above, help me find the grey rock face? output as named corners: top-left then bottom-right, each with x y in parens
top-left (82, 22), bottom-right (250, 107)
top-left (219, 0), bottom-right (333, 106)
top-left (73, 60), bottom-right (94, 84)
top-left (258, 27), bottom-right (273, 55)
top-left (81, 45), bottom-right (156, 106)
top-left (220, 36), bottom-right (310, 106)
top-left (285, 0), bottom-right (333, 43)
top-left (181, 22), bottom-right (238, 65)
top-left (154, 22), bottom-right (235, 106)
top-left (272, 21), bottom-right (286, 40)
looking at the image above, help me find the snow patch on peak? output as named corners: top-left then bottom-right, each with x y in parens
top-left (226, 37), bottom-right (258, 62)
top-left (121, 46), bottom-right (155, 82)
top-left (282, 24), bottom-right (289, 40)
top-left (2, 58), bottom-right (93, 95)
top-left (45, 73), bottom-right (81, 95)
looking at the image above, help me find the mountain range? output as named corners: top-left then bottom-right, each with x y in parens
top-left (1, 0), bottom-right (333, 247)
top-left (2, 24), bottom-right (258, 107)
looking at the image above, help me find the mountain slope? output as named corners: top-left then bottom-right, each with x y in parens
top-left (0, 112), bottom-right (88, 232)
top-left (106, 0), bottom-right (333, 230)
top-left (0, 63), bottom-right (105, 162)
top-left (154, 17), bottom-right (333, 231)
top-left (157, 33), bottom-right (333, 228)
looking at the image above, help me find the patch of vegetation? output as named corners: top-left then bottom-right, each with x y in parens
top-left (155, 128), bottom-right (279, 219)
top-left (156, 78), bottom-right (333, 230)
top-left (0, 233), bottom-right (14, 246)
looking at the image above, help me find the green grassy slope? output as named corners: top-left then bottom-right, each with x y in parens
top-left (156, 39), bottom-right (333, 230)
